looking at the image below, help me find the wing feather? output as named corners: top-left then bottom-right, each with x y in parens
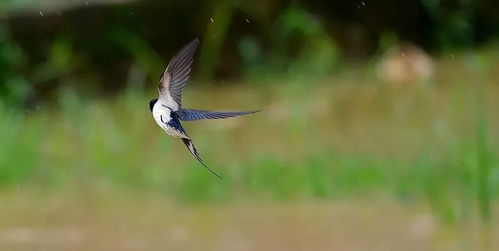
top-left (158, 39), bottom-right (200, 111)
top-left (178, 109), bottom-right (259, 121)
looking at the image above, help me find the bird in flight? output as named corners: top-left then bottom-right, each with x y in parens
top-left (149, 39), bottom-right (258, 179)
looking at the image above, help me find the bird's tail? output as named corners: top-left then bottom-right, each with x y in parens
top-left (181, 138), bottom-right (223, 179)
top-left (178, 109), bottom-right (259, 121)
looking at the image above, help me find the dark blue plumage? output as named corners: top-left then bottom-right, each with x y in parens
top-left (167, 112), bottom-right (187, 135)
top-left (178, 109), bottom-right (259, 121)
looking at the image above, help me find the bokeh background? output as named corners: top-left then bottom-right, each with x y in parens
top-left (1, 0), bottom-right (499, 250)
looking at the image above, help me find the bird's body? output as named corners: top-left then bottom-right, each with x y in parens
top-left (151, 100), bottom-right (187, 139)
top-left (149, 39), bottom-right (258, 179)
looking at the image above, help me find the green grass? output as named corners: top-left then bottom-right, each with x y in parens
top-left (0, 52), bottom-right (498, 224)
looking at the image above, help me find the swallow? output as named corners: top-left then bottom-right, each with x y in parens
top-left (149, 39), bottom-right (258, 179)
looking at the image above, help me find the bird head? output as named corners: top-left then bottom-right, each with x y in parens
top-left (149, 98), bottom-right (158, 112)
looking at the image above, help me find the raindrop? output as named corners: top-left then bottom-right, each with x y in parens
top-left (210, 17), bottom-right (214, 23)
top-left (356, 1), bottom-right (366, 9)
top-left (401, 52), bottom-right (406, 57)
top-left (39, 11), bottom-right (44, 16)
top-left (245, 18), bottom-right (250, 23)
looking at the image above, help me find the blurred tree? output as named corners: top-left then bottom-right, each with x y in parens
top-left (0, 25), bottom-right (29, 106)
top-left (1, 0), bottom-right (499, 104)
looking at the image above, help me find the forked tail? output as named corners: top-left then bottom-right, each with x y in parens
top-left (181, 138), bottom-right (223, 179)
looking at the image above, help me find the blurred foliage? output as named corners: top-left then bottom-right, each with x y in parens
top-left (0, 0), bottom-right (498, 105)
top-left (1, 52), bottom-right (498, 223)
top-left (0, 25), bottom-right (28, 105)
top-left (239, 6), bottom-right (339, 83)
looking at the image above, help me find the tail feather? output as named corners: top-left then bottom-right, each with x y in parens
top-left (181, 138), bottom-right (223, 179)
top-left (179, 109), bottom-right (259, 121)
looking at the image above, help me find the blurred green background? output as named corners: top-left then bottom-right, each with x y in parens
top-left (0, 0), bottom-right (498, 250)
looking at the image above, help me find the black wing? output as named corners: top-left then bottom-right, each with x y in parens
top-left (178, 109), bottom-right (259, 121)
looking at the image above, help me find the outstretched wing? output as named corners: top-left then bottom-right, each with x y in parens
top-left (181, 138), bottom-right (223, 179)
top-left (158, 39), bottom-right (199, 111)
top-left (178, 109), bottom-right (260, 121)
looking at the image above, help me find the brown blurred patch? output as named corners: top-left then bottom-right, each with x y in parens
top-left (0, 192), bottom-right (497, 251)
top-left (377, 43), bottom-right (435, 85)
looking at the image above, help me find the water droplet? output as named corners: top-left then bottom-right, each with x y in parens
top-left (245, 18), bottom-right (250, 23)
top-left (401, 52), bottom-right (406, 57)
top-left (210, 17), bottom-right (214, 23)
top-left (356, 1), bottom-right (366, 9)
top-left (39, 11), bottom-right (44, 16)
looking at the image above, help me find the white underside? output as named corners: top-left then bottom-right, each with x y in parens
top-left (152, 101), bottom-right (188, 139)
